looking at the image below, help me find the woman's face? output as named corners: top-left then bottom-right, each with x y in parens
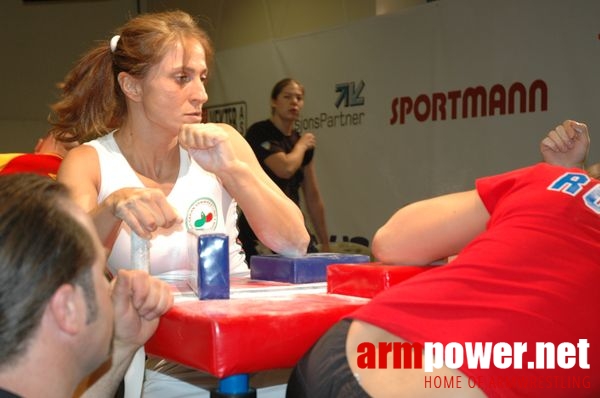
top-left (271, 82), bottom-right (304, 121)
top-left (137, 38), bottom-right (209, 134)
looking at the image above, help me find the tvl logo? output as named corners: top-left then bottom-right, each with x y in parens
top-left (296, 80), bottom-right (366, 131)
top-left (335, 81), bottom-right (365, 108)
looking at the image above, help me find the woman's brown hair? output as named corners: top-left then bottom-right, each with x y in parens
top-left (49, 10), bottom-right (213, 144)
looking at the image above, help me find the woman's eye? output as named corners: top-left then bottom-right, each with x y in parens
top-left (176, 74), bottom-right (191, 83)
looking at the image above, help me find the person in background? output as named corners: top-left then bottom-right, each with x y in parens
top-left (0, 173), bottom-right (173, 398)
top-left (238, 78), bottom-right (330, 263)
top-left (52, 10), bottom-right (308, 398)
top-left (287, 120), bottom-right (599, 397)
top-left (0, 131), bottom-right (77, 178)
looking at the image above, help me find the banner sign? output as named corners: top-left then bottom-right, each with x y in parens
top-left (205, 0), bottom-right (600, 254)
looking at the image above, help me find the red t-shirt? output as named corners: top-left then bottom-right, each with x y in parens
top-left (350, 163), bottom-right (599, 397)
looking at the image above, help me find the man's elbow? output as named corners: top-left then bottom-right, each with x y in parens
top-left (372, 228), bottom-right (399, 263)
top-left (372, 228), bottom-right (429, 265)
top-left (372, 227), bottom-right (396, 263)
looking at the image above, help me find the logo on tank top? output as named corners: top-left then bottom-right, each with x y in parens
top-left (187, 198), bottom-right (218, 231)
top-left (261, 141), bottom-right (272, 151)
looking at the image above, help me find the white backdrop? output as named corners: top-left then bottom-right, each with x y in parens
top-left (205, 0), bottom-right (600, 253)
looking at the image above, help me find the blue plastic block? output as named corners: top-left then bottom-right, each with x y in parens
top-left (191, 233), bottom-right (230, 299)
top-left (250, 253), bottom-right (370, 283)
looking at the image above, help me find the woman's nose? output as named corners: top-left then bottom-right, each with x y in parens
top-left (192, 78), bottom-right (208, 104)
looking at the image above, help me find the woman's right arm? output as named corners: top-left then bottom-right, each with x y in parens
top-left (58, 145), bottom-right (123, 248)
top-left (57, 146), bottom-right (180, 248)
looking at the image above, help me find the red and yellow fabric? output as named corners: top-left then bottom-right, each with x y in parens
top-left (0, 153), bottom-right (62, 179)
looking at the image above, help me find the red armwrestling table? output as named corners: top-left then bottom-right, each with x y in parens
top-left (144, 263), bottom-right (435, 397)
top-left (144, 277), bottom-right (369, 397)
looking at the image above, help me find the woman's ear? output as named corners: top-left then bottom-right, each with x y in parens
top-left (118, 72), bottom-right (142, 102)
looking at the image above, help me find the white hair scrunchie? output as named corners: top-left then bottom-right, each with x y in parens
top-left (110, 35), bottom-right (121, 53)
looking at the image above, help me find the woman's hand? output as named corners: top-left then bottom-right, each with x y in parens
top-left (179, 123), bottom-right (239, 175)
top-left (106, 187), bottom-right (182, 239)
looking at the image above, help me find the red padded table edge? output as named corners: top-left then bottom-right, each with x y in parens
top-left (145, 292), bottom-right (368, 378)
top-left (327, 262), bottom-right (438, 298)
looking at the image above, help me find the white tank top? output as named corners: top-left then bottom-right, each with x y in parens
top-left (86, 133), bottom-right (248, 280)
